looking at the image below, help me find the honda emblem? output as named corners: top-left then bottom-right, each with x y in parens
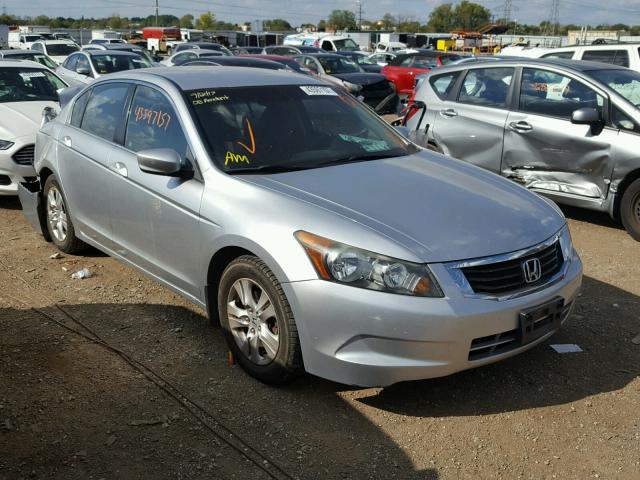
top-left (522, 258), bottom-right (542, 283)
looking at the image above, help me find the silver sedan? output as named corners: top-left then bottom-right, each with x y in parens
top-left (21, 67), bottom-right (582, 386)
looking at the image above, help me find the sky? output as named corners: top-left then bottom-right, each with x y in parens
top-left (4, 0), bottom-right (640, 27)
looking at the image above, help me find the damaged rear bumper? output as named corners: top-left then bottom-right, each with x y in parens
top-left (18, 180), bottom-right (49, 240)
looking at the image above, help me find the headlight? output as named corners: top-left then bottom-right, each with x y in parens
top-left (558, 224), bottom-right (574, 262)
top-left (342, 81), bottom-right (363, 94)
top-left (295, 231), bottom-right (443, 297)
top-left (0, 140), bottom-right (14, 150)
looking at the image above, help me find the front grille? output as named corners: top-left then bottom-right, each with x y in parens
top-left (0, 174), bottom-right (11, 186)
top-left (468, 301), bottom-right (573, 361)
top-left (12, 145), bottom-right (35, 165)
top-left (461, 241), bottom-right (563, 295)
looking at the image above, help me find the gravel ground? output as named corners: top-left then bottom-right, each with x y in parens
top-left (0, 195), bottom-right (638, 480)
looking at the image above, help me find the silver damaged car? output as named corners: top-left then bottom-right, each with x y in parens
top-left (20, 67), bottom-right (583, 387)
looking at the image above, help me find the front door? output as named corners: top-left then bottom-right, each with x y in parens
top-left (502, 67), bottom-right (616, 200)
top-left (107, 84), bottom-right (204, 300)
top-left (431, 66), bottom-right (515, 173)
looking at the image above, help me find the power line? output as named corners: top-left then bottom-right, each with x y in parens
top-left (356, 0), bottom-right (363, 29)
top-left (501, 0), bottom-right (512, 24)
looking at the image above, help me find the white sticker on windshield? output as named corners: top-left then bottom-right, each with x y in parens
top-left (19, 72), bottom-right (46, 79)
top-left (300, 86), bottom-right (338, 96)
top-left (339, 134), bottom-right (390, 153)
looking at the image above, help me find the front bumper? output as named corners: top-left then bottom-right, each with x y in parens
top-left (283, 252), bottom-right (582, 387)
top-left (0, 137), bottom-right (37, 196)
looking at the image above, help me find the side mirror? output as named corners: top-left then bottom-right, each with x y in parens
top-left (137, 148), bottom-right (183, 176)
top-left (571, 107), bottom-right (604, 135)
top-left (76, 65), bottom-right (91, 76)
top-left (41, 106), bottom-right (58, 127)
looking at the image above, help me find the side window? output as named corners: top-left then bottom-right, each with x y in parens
top-left (582, 49), bottom-right (630, 67)
top-left (612, 106), bottom-right (640, 134)
top-left (32, 43), bottom-right (43, 52)
top-left (80, 83), bottom-right (130, 141)
top-left (63, 54), bottom-right (78, 71)
top-left (70, 89), bottom-right (91, 127)
top-left (519, 68), bottom-right (604, 119)
top-left (125, 85), bottom-right (188, 159)
top-left (400, 56), bottom-right (413, 67)
top-left (458, 67), bottom-right (514, 108)
top-left (429, 71), bottom-right (461, 100)
top-left (541, 50), bottom-right (575, 59)
top-left (321, 41), bottom-right (334, 51)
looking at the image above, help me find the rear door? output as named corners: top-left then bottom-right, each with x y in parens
top-left (502, 66), bottom-right (617, 200)
top-left (56, 82), bottom-right (132, 249)
top-left (107, 84), bottom-right (204, 299)
top-left (431, 66), bottom-right (515, 173)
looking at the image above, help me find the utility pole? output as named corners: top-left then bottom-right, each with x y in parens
top-left (501, 0), bottom-right (512, 26)
top-left (356, 0), bottom-right (363, 30)
top-left (2, 3), bottom-right (6, 16)
top-left (543, 0), bottom-right (560, 37)
top-left (155, 0), bottom-right (159, 26)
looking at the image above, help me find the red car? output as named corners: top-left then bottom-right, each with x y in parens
top-left (381, 52), bottom-right (461, 95)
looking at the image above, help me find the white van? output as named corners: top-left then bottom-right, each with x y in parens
top-left (534, 43), bottom-right (640, 72)
top-left (8, 31), bottom-right (43, 49)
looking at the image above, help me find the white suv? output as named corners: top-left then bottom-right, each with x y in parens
top-left (537, 43), bottom-right (640, 72)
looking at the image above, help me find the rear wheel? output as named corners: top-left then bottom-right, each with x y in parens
top-left (621, 178), bottom-right (640, 241)
top-left (218, 255), bottom-right (303, 384)
top-left (43, 176), bottom-right (86, 253)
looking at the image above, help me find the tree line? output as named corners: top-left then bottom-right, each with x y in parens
top-left (2, 1), bottom-right (640, 35)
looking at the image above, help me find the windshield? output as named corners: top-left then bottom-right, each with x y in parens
top-left (589, 69), bottom-right (640, 107)
top-left (317, 56), bottom-right (362, 74)
top-left (187, 85), bottom-right (417, 173)
top-left (440, 54), bottom-right (462, 65)
top-left (333, 38), bottom-right (359, 52)
top-left (201, 44), bottom-right (232, 55)
top-left (5, 53), bottom-right (58, 69)
top-left (352, 55), bottom-right (376, 65)
top-left (0, 67), bottom-right (66, 103)
top-left (47, 44), bottom-right (79, 56)
top-left (90, 54), bottom-right (152, 74)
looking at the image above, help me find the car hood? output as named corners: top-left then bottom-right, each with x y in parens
top-left (331, 72), bottom-right (387, 86)
top-left (242, 152), bottom-right (565, 263)
top-left (0, 101), bottom-right (58, 140)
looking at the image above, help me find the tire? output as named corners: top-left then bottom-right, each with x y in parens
top-left (43, 175), bottom-right (86, 253)
top-left (620, 178), bottom-right (640, 241)
top-left (218, 255), bottom-right (303, 384)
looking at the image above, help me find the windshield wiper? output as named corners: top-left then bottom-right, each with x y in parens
top-left (226, 164), bottom-right (317, 174)
top-left (313, 152), bottom-right (401, 168)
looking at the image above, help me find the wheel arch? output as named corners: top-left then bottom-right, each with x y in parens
top-left (613, 167), bottom-right (640, 222)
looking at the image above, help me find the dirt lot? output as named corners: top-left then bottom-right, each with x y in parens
top-left (0, 195), bottom-right (638, 480)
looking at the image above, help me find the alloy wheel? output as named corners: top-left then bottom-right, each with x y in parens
top-left (226, 278), bottom-right (280, 365)
top-left (47, 186), bottom-right (68, 243)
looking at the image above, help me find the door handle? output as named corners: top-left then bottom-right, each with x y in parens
top-left (440, 108), bottom-right (458, 118)
top-left (111, 162), bottom-right (128, 178)
top-left (509, 121), bottom-right (533, 132)
top-left (62, 136), bottom-right (72, 147)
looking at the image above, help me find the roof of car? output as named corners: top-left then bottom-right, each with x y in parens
top-left (303, 53), bottom-right (349, 58)
top-left (0, 59), bottom-right (49, 69)
top-left (442, 57), bottom-right (629, 72)
top-left (104, 66), bottom-right (324, 90)
top-left (191, 56), bottom-right (283, 66)
top-left (0, 49), bottom-right (39, 55)
top-left (33, 40), bottom-right (77, 45)
top-left (81, 50), bottom-right (142, 58)
top-left (187, 42), bottom-right (224, 47)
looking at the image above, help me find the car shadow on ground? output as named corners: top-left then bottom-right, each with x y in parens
top-left (0, 196), bottom-right (22, 210)
top-left (0, 301), bottom-right (439, 479)
top-left (352, 275), bottom-right (639, 416)
top-left (560, 204), bottom-right (624, 230)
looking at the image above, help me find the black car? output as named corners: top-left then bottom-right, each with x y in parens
top-left (335, 51), bottom-right (382, 73)
top-left (295, 53), bottom-right (398, 114)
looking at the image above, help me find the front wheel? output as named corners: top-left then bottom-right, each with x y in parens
top-left (218, 255), bottom-right (303, 384)
top-left (621, 178), bottom-right (640, 241)
top-left (43, 175), bottom-right (86, 253)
